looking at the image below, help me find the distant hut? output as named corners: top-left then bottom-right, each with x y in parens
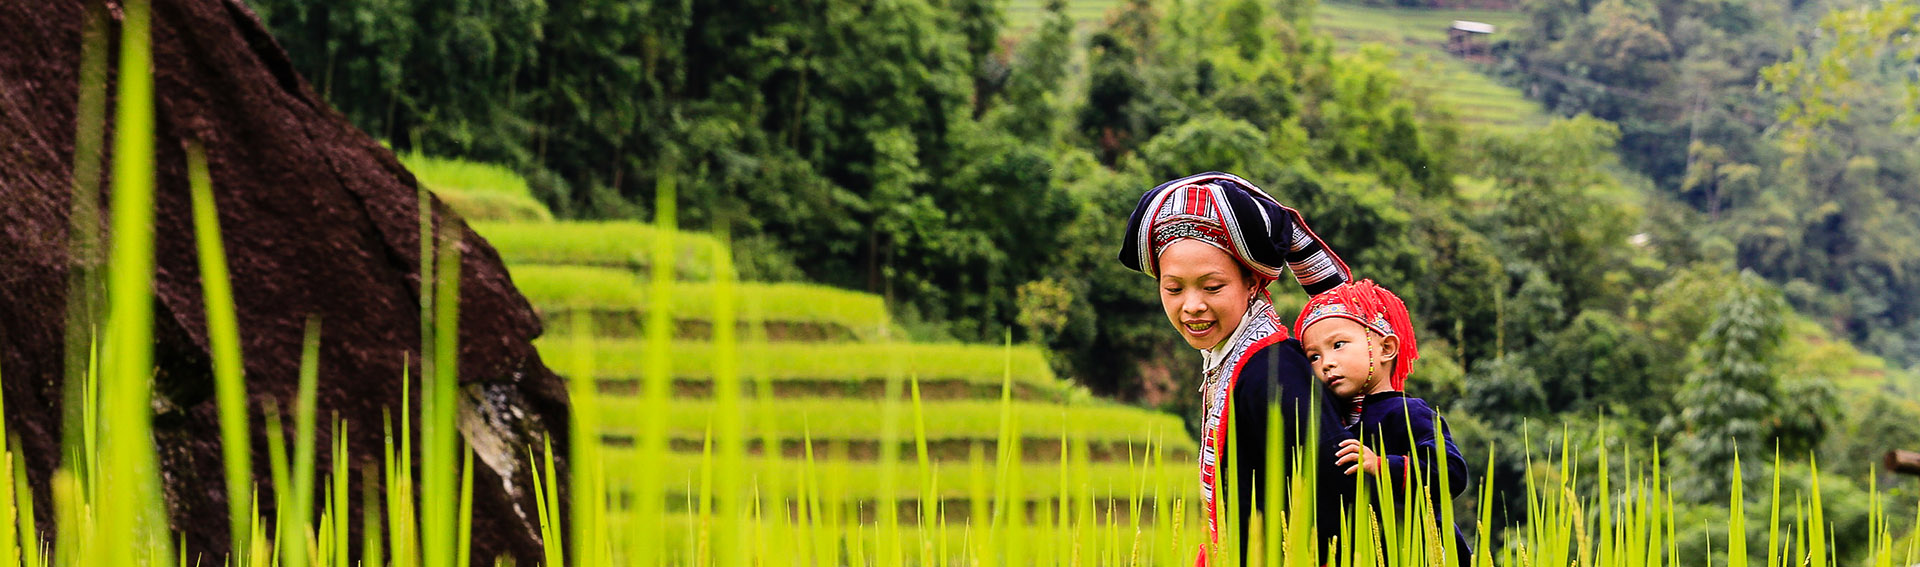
top-left (1447, 20), bottom-right (1495, 61)
top-left (1891, 449), bottom-right (1920, 477)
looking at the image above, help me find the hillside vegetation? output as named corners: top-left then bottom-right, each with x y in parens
top-left (1502, 0), bottom-right (1920, 366)
top-left (289, 0), bottom-right (1920, 556)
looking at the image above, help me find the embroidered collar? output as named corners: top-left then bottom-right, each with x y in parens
top-left (1199, 299), bottom-right (1268, 377)
top-left (1196, 298), bottom-right (1286, 408)
top-left (1194, 297), bottom-right (1286, 545)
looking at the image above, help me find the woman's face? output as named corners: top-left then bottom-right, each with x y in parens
top-left (1157, 239), bottom-right (1256, 350)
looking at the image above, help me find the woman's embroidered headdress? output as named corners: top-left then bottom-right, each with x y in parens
top-left (1294, 279), bottom-right (1421, 389)
top-left (1118, 172), bottom-right (1350, 297)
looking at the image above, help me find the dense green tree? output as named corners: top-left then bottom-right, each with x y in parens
top-left (1078, 30), bottom-right (1153, 165)
top-left (951, 0), bottom-right (1009, 118)
top-left (1748, 12), bottom-right (1920, 363)
top-left (528, 0), bottom-right (682, 208)
top-left (1278, 171), bottom-right (1424, 295)
top-left (1763, 0), bottom-right (1920, 150)
top-left (1468, 116), bottom-right (1634, 317)
top-left (1664, 271), bottom-right (1788, 502)
top-left (1536, 310), bottom-right (1661, 420)
top-left (1498, 266), bottom-right (1565, 355)
top-left (1408, 212), bottom-right (1504, 365)
top-left (1137, 115), bottom-right (1270, 180)
top-left (252, 0), bottom-right (546, 163)
top-left (1004, 149), bottom-right (1191, 400)
top-left (1770, 377), bottom-right (1837, 459)
top-left (904, 125), bottom-right (1075, 337)
top-left (992, 0), bottom-right (1074, 144)
top-left (1643, 262), bottom-right (1740, 363)
top-left (1457, 355), bottom-right (1548, 432)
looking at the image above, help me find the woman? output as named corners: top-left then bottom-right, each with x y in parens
top-left (1118, 172), bottom-right (1356, 562)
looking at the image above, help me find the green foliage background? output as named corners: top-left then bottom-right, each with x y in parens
top-left (246, 0), bottom-right (1920, 559)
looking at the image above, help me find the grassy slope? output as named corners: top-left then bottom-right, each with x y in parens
top-left (1783, 315), bottom-right (1920, 402)
top-left (403, 152), bottom-right (553, 221)
top-left (1310, 3), bottom-right (1522, 46)
top-left (1003, 0), bottom-right (1548, 132)
top-left (476, 220), bottom-right (725, 278)
top-left (1005, 0), bottom-right (1115, 29)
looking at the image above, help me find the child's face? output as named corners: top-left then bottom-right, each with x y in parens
top-left (1299, 317), bottom-right (1399, 399)
top-left (1156, 240), bottom-right (1257, 350)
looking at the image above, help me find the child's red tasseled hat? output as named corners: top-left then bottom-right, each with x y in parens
top-left (1293, 279), bottom-right (1420, 390)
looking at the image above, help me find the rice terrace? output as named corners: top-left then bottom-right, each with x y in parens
top-left (1, 0), bottom-right (1918, 566)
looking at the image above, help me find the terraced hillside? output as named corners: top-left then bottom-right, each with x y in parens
top-left (1004, 0), bottom-right (1548, 132)
top-left (1006, 0), bottom-right (1114, 28)
top-left (432, 160), bottom-right (1206, 551)
top-left (1312, 3), bottom-right (1546, 132)
top-left (401, 152), bottom-right (553, 221)
top-left (492, 222), bottom-right (1199, 496)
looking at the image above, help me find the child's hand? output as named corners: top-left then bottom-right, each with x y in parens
top-left (1335, 439), bottom-right (1381, 476)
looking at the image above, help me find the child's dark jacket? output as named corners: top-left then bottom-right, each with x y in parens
top-left (1350, 391), bottom-right (1472, 562)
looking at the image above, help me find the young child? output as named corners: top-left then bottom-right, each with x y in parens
top-left (1294, 279), bottom-right (1472, 562)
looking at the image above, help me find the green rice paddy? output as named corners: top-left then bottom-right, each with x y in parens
top-left (616, 453), bottom-right (1192, 502)
top-left (475, 220), bottom-right (724, 278)
top-left (560, 340), bottom-right (1059, 386)
top-left (511, 264), bottom-right (896, 339)
top-left (595, 398), bottom-right (1192, 449)
top-left (400, 152), bottom-right (553, 222)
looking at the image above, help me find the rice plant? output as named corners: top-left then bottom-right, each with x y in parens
top-left (29, 4), bottom-right (1920, 566)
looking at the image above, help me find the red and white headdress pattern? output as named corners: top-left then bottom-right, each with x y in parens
top-left (1293, 279), bottom-right (1421, 390)
top-left (1119, 172), bottom-right (1352, 297)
